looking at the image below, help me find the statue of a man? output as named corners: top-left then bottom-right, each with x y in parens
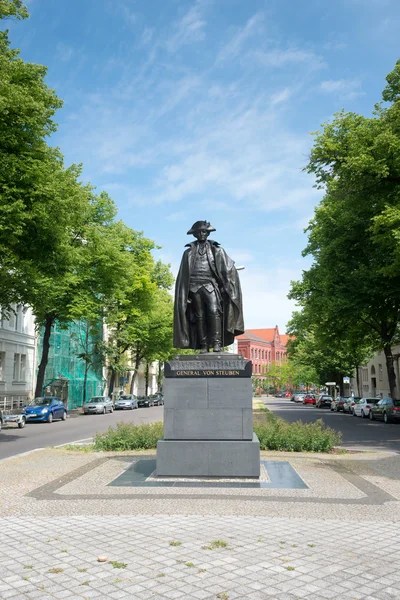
top-left (173, 220), bottom-right (244, 353)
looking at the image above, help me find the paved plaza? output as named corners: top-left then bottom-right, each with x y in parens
top-left (0, 447), bottom-right (399, 599)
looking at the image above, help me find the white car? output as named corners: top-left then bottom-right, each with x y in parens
top-left (353, 397), bottom-right (380, 418)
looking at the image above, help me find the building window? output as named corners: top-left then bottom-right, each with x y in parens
top-left (8, 310), bottom-right (16, 330)
top-left (379, 364), bottom-right (383, 381)
top-left (0, 351), bottom-right (5, 380)
top-left (13, 353), bottom-right (26, 381)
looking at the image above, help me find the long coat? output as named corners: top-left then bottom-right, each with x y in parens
top-left (173, 240), bottom-right (245, 349)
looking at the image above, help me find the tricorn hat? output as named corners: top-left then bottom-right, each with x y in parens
top-left (187, 220), bottom-right (216, 235)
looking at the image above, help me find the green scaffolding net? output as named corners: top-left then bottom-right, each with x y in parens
top-left (38, 320), bottom-right (106, 409)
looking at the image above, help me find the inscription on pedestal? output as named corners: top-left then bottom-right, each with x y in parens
top-left (164, 355), bottom-right (252, 378)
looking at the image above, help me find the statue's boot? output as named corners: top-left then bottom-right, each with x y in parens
top-left (210, 317), bottom-right (222, 352)
top-left (196, 318), bottom-right (209, 353)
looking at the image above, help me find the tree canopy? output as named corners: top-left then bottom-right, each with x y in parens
top-left (289, 60), bottom-right (400, 398)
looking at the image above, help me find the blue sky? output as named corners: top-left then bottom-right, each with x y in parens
top-left (8, 0), bottom-right (400, 330)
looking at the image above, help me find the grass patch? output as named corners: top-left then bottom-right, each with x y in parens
top-left (48, 568), bottom-right (63, 574)
top-left (93, 422), bottom-right (164, 451)
top-left (253, 408), bottom-right (341, 452)
top-left (203, 539), bottom-right (228, 550)
top-left (169, 540), bottom-right (182, 547)
top-left (109, 561), bottom-right (127, 569)
top-left (185, 562), bottom-right (195, 568)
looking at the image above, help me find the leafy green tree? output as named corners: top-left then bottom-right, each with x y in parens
top-left (289, 60), bottom-right (400, 399)
top-left (102, 259), bottom-right (173, 396)
top-left (0, 1), bottom-right (64, 310)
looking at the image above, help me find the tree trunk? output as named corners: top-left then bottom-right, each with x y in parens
top-left (383, 343), bottom-right (398, 399)
top-left (129, 351), bottom-right (141, 394)
top-left (35, 315), bottom-right (55, 398)
top-left (355, 365), bottom-right (361, 397)
top-left (83, 362), bottom-right (89, 406)
top-left (145, 363), bottom-right (149, 396)
top-left (83, 326), bottom-right (90, 406)
top-left (109, 369), bottom-right (116, 397)
top-left (157, 361), bottom-right (163, 391)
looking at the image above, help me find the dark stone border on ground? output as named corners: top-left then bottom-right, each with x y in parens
top-left (26, 454), bottom-right (396, 505)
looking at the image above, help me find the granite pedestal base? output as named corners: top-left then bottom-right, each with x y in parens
top-left (156, 354), bottom-right (260, 478)
top-left (157, 433), bottom-right (260, 477)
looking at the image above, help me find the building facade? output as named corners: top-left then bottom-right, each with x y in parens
top-left (38, 319), bottom-right (105, 409)
top-left (0, 305), bottom-right (36, 408)
top-left (237, 326), bottom-right (288, 379)
top-left (352, 345), bottom-right (400, 398)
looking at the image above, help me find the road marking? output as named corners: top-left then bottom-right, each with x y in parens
top-left (56, 438), bottom-right (93, 447)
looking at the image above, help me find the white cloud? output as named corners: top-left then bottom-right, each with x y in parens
top-left (166, 1), bottom-right (207, 53)
top-left (240, 265), bottom-right (302, 331)
top-left (216, 13), bottom-right (264, 63)
top-left (253, 48), bottom-right (325, 70)
top-left (270, 87), bottom-right (293, 105)
top-left (319, 78), bottom-right (363, 98)
top-left (56, 43), bottom-right (73, 62)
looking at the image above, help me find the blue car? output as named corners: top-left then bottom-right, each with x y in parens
top-left (23, 397), bottom-right (67, 423)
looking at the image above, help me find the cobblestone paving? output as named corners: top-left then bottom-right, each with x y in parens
top-left (1, 516), bottom-right (400, 599)
top-left (0, 448), bottom-right (399, 599)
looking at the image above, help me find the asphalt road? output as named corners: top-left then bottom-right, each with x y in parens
top-left (2, 397), bottom-right (400, 461)
top-left (0, 406), bottom-right (164, 461)
top-left (264, 396), bottom-right (400, 453)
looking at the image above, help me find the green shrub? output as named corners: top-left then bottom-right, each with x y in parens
top-left (254, 417), bottom-right (341, 452)
top-left (93, 421), bottom-right (164, 451)
top-left (92, 412), bottom-right (340, 453)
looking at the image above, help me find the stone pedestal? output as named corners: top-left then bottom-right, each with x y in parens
top-left (156, 354), bottom-right (260, 477)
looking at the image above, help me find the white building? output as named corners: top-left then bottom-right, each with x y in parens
top-left (352, 345), bottom-right (400, 398)
top-left (0, 305), bottom-right (36, 408)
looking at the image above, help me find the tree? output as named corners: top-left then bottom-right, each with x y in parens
top-left (102, 258), bottom-right (174, 397)
top-left (289, 60), bottom-right (400, 399)
top-left (0, 1), bottom-right (64, 310)
top-left (286, 311), bottom-right (374, 394)
top-left (131, 289), bottom-right (174, 395)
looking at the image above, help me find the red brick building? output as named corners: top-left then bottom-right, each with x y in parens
top-left (236, 326), bottom-right (289, 378)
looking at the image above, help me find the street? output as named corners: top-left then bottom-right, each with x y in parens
top-left (2, 398), bottom-right (400, 462)
top-left (0, 406), bottom-right (164, 461)
top-left (264, 396), bottom-right (400, 453)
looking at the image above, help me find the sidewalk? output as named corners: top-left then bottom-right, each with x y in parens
top-left (0, 447), bottom-right (399, 599)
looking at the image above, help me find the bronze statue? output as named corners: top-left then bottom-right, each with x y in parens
top-left (173, 221), bottom-right (244, 352)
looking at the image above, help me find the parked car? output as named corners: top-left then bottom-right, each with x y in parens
top-left (150, 393), bottom-right (164, 406)
top-left (115, 395), bottom-right (138, 410)
top-left (353, 397), bottom-right (380, 418)
top-left (303, 394), bottom-right (316, 405)
top-left (369, 398), bottom-right (400, 423)
top-left (137, 396), bottom-right (155, 408)
top-left (343, 397), bottom-right (361, 414)
top-left (23, 397), bottom-right (67, 423)
top-left (0, 409), bottom-right (3, 431)
top-left (291, 393), bottom-right (305, 403)
top-left (330, 397), bottom-right (348, 412)
top-left (275, 392), bottom-right (285, 398)
top-left (83, 396), bottom-right (113, 415)
top-left (316, 395), bottom-right (332, 409)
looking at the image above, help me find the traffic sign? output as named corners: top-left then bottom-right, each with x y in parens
top-left (343, 377), bottom-right (350, 384)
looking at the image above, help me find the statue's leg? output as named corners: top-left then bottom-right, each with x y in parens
top-left (206, 291), bottom-right (222, 352)
top-left (191, 290), bottom-right (208, 352)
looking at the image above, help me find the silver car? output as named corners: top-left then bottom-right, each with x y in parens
top-left (83, 396), bottom-right (114, 415)
top-left (115, 395), bottom-right (138, 410)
